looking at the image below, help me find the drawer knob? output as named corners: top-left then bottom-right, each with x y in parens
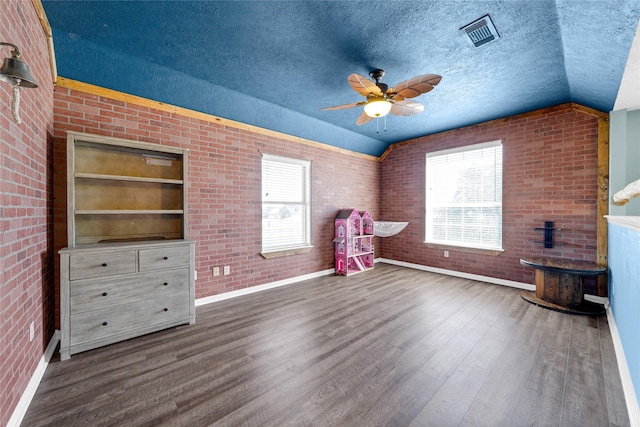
top-left (163, 256), bottom-right (169, 260)
top-left (163, 282), bottom-right (168, 286)
top-left (101, 263), bottom-right (108, 267)
top-left (102, 321), bottom-right (108, 326)
top-left (163, 307), bottom-right (168, 312)
top-left (102, 292), bottom-right (108, 297)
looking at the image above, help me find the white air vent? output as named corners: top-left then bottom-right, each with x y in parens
top-left (460, 14), bottom-right (500, 47)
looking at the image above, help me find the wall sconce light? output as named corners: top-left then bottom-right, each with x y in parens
top-left (0, 42), bottom-right (38, 124)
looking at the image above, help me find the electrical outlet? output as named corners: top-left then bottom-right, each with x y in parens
top-left (29, 321), bottom-right (35, 342)
top-left (223, 265), bottom-right (230, 275)
top-left (444, 250), bottom-right (449, 258)
top-left (213, 267), bottom-right (220, 277)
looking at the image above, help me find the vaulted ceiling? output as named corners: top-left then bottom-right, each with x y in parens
top-left (42, 1), bottom-right (640, 156)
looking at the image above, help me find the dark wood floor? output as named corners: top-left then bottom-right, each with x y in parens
top-left (23, 263), bottom-right (629, 426)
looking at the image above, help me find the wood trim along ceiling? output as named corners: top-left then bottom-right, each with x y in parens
top-left (31, 0), bottom-right (57, 83)
top-left (380, 102), bottom-right (608, 161)
top-left (54, 77), bottom-right (380, 162)
top-left (596, 116), bottom-right (610, 296)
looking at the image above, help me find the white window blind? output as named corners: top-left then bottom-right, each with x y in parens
top-left (261, 154), bottom-right (311, 253)
top-left (425, 140), bottom-right (503, 250)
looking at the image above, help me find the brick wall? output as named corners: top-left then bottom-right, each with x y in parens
top-left (52, 87), bottom-right (380, 309)
top-left (380, 106), bottom-right (600, 285)
top-left (1, 1), bottom-right (55, 424)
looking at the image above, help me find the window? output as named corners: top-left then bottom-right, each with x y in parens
top-left (261, 154), bottom-right (311, 254)
top-left (425, 140), bottom-right (503, 251)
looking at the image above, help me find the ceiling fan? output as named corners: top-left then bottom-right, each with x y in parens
top-left (322, 69), bottom-right (442, 126)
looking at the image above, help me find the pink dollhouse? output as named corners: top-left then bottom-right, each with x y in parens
top-left (334, 209), bottom-right (374, 275)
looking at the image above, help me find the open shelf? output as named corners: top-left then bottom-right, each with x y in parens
top-left (75, 172), bottom-right (183, 185)
top-left (68, 132), bottom-right (187, 246)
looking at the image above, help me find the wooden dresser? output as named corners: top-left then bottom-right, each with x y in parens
top-left (59, 132), bottom-right (195, 360)
top-left (59, 241), bottom-right (194, 360)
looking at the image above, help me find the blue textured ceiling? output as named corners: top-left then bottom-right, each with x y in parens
top-left (42, 1), bottom-right (640, 156)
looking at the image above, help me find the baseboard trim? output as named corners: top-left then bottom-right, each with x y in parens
top-left (607, 307), bottom-right (640, 427)
top-left (8, 330), bottom-right (60, 427)
top-left (585, 294), bottom-right (611, 308)
top-left (376, 258), bottom-right (536, 291)
top-left (195, 268), bottom-right (335, 306)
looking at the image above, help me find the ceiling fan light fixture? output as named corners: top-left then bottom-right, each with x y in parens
top-left (323, 69), bottom-right (441, 126)
top-left (364, 98), bottom-right (392, 118)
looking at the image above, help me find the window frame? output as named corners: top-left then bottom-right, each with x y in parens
top-left (260, 153), bottom-right (312, 257)
top-left (424, 140), bottom-right (503, 253)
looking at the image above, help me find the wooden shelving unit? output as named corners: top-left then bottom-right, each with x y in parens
top-left (59, 132), bottom-right (195, 360)
top-left (68, 136), bottom-right (188, 245)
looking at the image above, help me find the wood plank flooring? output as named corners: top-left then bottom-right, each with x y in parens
top-left (22, 263), bottom-right (629, 426)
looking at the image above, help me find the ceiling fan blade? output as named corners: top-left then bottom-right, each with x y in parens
top-left (390, 100), bottom-right (424, 116)
top-left (356, 111), bottom-right (373, 126)
top-left (388, 74), bottom-right (442, 99)
top-left (322, 101), bottom-right (365, 111)
top-left (349, 74), bottom-right (383, 97)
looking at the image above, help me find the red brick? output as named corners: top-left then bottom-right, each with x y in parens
top-left (380, 107), bottom-right (600, 285)
top-left (52, 87), bottom-right (380, 305)
top-left (2, 1), bottom-right (56, 424)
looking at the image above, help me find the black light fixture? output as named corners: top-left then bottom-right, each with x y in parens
top-left (0, 42), bottom-right (38, 124)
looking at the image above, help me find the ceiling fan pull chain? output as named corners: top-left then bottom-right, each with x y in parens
top-left (375, 116), bottom-right (388, 134)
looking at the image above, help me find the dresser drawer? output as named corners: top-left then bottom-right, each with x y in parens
top-left (69, 251), bottom-right (137, 280)
top-left (70, 268), bottom-right (190, 314)
top-left (139, 245), bottom-right (190, 271)
top-left (70, 294), bottom-right (190, 346)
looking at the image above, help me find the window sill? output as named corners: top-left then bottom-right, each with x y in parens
top-left (260, 246), bottom-right (314, 259)
top-left (424, 242), bottom-right (504, 256)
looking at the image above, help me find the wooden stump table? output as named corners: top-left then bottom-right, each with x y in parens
top-left (520, 257), bottom-right (606, 315)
